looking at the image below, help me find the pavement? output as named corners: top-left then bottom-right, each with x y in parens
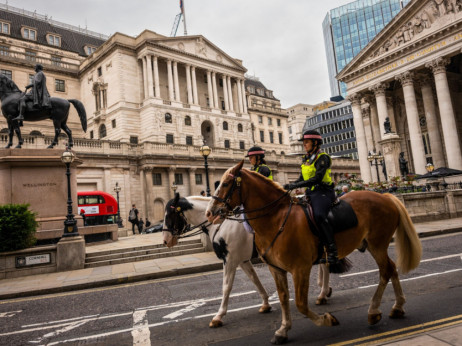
top-left (1, 217), bottom-right (462, 345)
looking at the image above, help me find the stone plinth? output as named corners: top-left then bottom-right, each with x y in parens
top-left (56, 236), bottom-right (85, 271)
top-left (0, 149), bottom-right (83, 231)
top-left (379, 133), bottom-right (402, 180)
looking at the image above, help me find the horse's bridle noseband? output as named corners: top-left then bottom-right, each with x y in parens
top-left (211, 172), bottom-right (243, 217)
top-left (165, 202), bottom-right (210, 238)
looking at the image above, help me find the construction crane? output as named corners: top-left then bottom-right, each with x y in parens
top-left (170, 0), bottom-right (187, 37)
top-left (170, 13), bottom-right (182, 37)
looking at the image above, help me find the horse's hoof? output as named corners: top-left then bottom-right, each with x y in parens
top-left (209, 319), bottom-right (223, 328)
top-left (271, 335), bottom-right (288, 344)
top-left (47, 144), bottom-right (54, 149)
top-left (368, 313), bottom-right (382, 325)
top-left (327, 287), bottom-right (333, 298)
top-left (259, 305), bottom-right (272, 313)
top-left (325, 312), bottom-right (339, 326)
top-left (14, 145), bottom-right (21, 149)
top-left (316, 298), bottom-right (327, 305)
top-left (389, 308), bottom-right (405, 319)
top-left (5, 145), bottom-right (11, 149)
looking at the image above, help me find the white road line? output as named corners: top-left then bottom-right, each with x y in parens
top-left (0, 310), bottom-right (22, 318)
top-left (163, 301), bottom-right (206, 319)
top-left (132, 310), bottom-right (151, 346)
top-left (358, 268), bottom-right (462, 289)
top-left (29, 320), bottom-right (90, 344)
top-left (340, 253), bottom-right (462, 278)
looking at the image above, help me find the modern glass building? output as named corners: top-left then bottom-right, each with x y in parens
top-left (323, 0), bottom-right (411, 98)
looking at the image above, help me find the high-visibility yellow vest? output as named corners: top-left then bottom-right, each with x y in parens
top-left (301, 153), bottom-right (332, 190)
top-left (254, 164), bottom-right (273, 180)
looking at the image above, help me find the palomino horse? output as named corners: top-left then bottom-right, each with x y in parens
top-left (206, 161), bottom-right (422, 344)
top-left (163, 193), bottom-right (272, 327)
top-left (0, 74), bottom-right (86, 148)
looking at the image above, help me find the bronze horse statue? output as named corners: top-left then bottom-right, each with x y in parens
top-left (0, 74), bottom-right (87, 148)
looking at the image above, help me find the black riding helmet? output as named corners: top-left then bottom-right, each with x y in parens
top-left (299, 130), bottom-right (323, 147)
top-left (245, 146), bottom-right (265, 158)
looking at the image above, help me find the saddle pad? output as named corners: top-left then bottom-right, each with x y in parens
top-left (327, 200), bottom-right (358, 233)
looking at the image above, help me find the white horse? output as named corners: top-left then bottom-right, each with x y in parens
top-left (162, 194), bottom-right (333, 327)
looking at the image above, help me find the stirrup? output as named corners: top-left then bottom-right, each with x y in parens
top-left (13, 115), bottom-right (24, 121)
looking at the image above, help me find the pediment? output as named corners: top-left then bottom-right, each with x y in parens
top-left (154, 36), bottom-right (245, 70)
top-left (338, 0), bottom-right (462, 80)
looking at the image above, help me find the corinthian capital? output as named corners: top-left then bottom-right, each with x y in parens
top-left (425, 57), bottom-right (450, 75)
top-left (361, 106), bottom-right (370, 119)
top-left (395, 71), bottom-right (415, 87)
top-left (346, 93), bottom-right (362, 106)
top-left (369, 82), bottom-right (389, 96)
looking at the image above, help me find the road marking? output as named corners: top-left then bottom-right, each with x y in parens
top-left (163, 301), bottom-right (206, 319)
top-left (0, 310), bottom-right (22, 318)
top-left (328, 314), bottom-right (462, 346)
top-left (29, 320), bottom-right (90, 344)
top-left (132, 310), bottom-right (150, 346)
top-left (340, 253), bottom-right (462, 278)
top-left (358, 268), bottom-right (462, 289)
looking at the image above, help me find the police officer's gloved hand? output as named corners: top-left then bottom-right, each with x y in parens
top-left (283, 183), bottom-right (291, 190)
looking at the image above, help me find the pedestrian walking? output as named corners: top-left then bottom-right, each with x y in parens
top-left (128, 204), bottom-right (140, 235)
top-left (138, 218), bottom-right (144, 234)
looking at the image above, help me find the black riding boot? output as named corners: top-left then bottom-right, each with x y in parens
top-left (318, 219), bottom-right (339, 265)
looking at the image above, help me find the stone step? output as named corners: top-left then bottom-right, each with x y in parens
top-left (85, 242), bottom-right (204, 263)
top-left (85, 238), bottom-right (201, 258)
top-left (84, 247), bottom-right (207, 268)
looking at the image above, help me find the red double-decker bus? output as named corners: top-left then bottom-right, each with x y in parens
top-left (77, 191), bottom-right (119, 226)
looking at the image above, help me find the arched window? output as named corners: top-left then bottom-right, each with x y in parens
top-left (185, 116), bottom-right (191, 126)
top-left (165, 113), bottom-right (172, 123)
top-left (30, 130), bottom-right (43, 136)
top-left (237, 123), bottom-right (243, 132)
top-left (99, 124), bottom-right (107, 138)
top-left (223, 121), bottom-right (228, 131)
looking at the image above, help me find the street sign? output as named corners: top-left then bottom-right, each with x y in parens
top-left (16, 253), bottom-right (51, 267)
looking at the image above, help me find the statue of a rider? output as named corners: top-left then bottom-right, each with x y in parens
top-left (13, 64), bottom-right (51, 121)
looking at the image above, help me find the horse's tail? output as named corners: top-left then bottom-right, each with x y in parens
top-left (68, 99), bottom-right (87, 132)
top-left (385, 193), bottom-right (422, 274)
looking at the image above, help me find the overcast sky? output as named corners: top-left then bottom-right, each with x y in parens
top-left (7, 0), bottom-right (351, 108)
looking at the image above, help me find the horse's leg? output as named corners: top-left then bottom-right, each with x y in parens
top-left (209, 260), bottom-right (238, 328)
top-left (316, 264), bottom-right (332, 305)
top-left (13, 126), bottom-right (22, 148)
top-left (239, 260), bottom-right (271, 313)
top-left (293, 269), bottom-right (339, 327)
top-left (61, 123), bottom-right (73, 147)
top-left (5, 124), bottom-right (13, 148)
top-left (268, 267), bottom-right (291, 345)
top-left (48, 120), bottom-right (61, 148)
top-left (366, 244), bottom-right (402, 325)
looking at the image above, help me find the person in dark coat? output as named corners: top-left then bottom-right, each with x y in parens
top-left (14, 64), bottom-right (51, 121)
top-left (138, 218), bottom-right (144, 234)
top-left (128, 204), bottom-right (140, 235)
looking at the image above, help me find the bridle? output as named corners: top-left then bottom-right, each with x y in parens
top-left (164, 201), bottom-right (211, 239)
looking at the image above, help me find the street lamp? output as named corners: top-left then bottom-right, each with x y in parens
top-left (425, 162), bottom-right (434, 173)
top-left (200, 145), bottom-right (212, 196)
top-left (367, 151), bottom-right (385, 183)
top-left (113, 182), bottom-right (123, 228)
top-left (171, 182), bottom-right (178, 194)
top-left (61, 147), bottom-right (79, 237)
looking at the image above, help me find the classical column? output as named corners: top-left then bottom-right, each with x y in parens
top-left (144, 167), bottom-right (153, 219)
top-left (185, 65), bottom-right (193, 104)
top-left (426, 57), bottom-right (462, 170)
top-left (347, 93), bottom-right (372, 183)
top-left (206, 71), bottom-right (213, 108)
top-left (168, 167), bottom-right (176, 198)
top-left (419, 77), bottom-right (445, 168)
top-left (395, 71), bottom-right (427, 174)
top-left (153, 56), bottom-right (160, 98)
top-left (364, 95), bottom-right (381, 151)
top-left (241, 80), bottom-right (248, 113)
top-left (386, 95), bottom-right (397, 134)
top-left (141, 56), bottom-right (148, 99)
top-left (145, 55), bottom-right (154, 98)
top-left (167, 60), bottom-right (174, 101)
top-left (212, 72), bottom-right (219, 108)
top-left (236, 78), bottom-right (243, 113)
top-left (227, 76), bottom-right (234, 111)
top-left (188, 167), bottom-right (196, 196)
top-left (191, 66), bottom-right (199, 105)
top-left (140, 169), bottom-right (147, 219)
top-left (222, 75), bottom-right (229, 110)
top-left (361, 105), bottom-right (377, 181)
top-left (369, 82), bottom-right (389, 139)
top-left (173, 61), bottom-right (180, 102)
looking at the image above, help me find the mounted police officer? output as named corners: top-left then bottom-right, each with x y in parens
top-left (246, 146), bottom-right (273, 180)
top-left (283, 130), bottom-right (338, 265)
top-left (13, 64), bottom-right (51, 121)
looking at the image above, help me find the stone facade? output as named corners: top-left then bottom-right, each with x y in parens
top-left (338, 0), bottom-right (462, 183)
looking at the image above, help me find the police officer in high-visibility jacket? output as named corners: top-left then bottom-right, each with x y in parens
top-left (245, 146), bottom-right (273, 180)
top-left (283, 130), bottom-right (338, 265)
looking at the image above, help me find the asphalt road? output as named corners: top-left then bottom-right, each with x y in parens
top-left (0, 233), bottom-right (461, 346)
